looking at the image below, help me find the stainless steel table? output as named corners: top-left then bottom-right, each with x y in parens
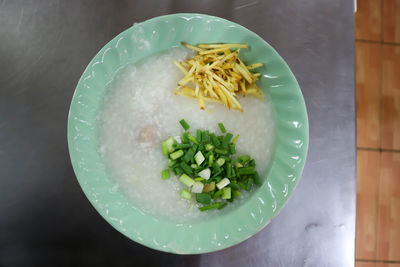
top-left (0, 0), bottom-right (356, 266)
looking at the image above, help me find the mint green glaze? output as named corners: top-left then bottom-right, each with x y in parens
top-left (68, 13), bottom-right (309, 254)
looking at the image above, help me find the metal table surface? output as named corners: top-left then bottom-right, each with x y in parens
top-left (0, 0), bottom-right (356, 266)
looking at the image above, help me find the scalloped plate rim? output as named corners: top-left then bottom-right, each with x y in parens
top-left (68, 13), bottom-right (309, 254)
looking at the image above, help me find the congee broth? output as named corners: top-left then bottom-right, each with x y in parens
top-left (98, 47), bottom-right (275, 220)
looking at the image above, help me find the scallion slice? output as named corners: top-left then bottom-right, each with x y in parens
top-left (198, 202), bottom-right (220, 211)
top-left (246, 178), bottom-right (254, 191)
top-left (208, 153), bottom-right (214, 166)
top-left (216, 158), bottom-right (225, 167)
top-left (217, 203), bottom-right (227, 210)
top-left (191, 181), bottom-right (204, 193)
top-left (216, 178), bottom-right (230, 189)
top-left (253, 171), bottom-right (262, 185)
top-left (205, 144), bottom-right (214, 151)
top-left (194, 151), bottom-right (205, 165)
top-left (175, 143), bottom-right (191, 149)
top-left (198, 168), bottom-right (211, 180)
top-left (179, 174), bottom-right (195, 187)
top-left (161, 169), bottom-right (170, 180)
top-left (222, 133), bottom-right (233, 149)
top-left (161, 141), bottom-right (169, 155)
top-left (218, 122), bottom-right (227, 133)
top-left (210, 133), bottom-right (220, 146)
top-left (170, 149), bottom-right (184, 160)
top-left (230, 182), bottom-right (240, 190)
top-left (228, 143), bottom-right (236, 154)
top-left (201, 131), bottom-right (210, 143)
top-left (222, 187), bottom-right (231, 199)
top-left (196, 129), bottom-right (202, 141)
top-left (215, 148), bottom-right (228, 155)
top-left (213, 189), bottom-right (223, 198)
top-left (180, 189), bottom-right (192, 200)
top-left (238, 166), bottom-right (255, 175)
top-left (179, 119), bottom-right (190, 130)
top-left (180, 161), bottom-right (193, 176)
top-left (188, 133), bottom-right (199, 144)
top-left (238, 155), bottom-right (250, 163)
top-left (196, 193), bottom-right (211, 204)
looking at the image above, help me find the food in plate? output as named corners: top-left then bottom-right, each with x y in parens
top-left (97, 45), bottom-right (274, 221)
top-left (161, 119), bottom-right (262, 211)
top-left (173, 42), bottom-right (264, 111)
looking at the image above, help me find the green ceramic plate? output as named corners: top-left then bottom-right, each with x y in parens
top-left (68, 13), bottom-right (308, 254)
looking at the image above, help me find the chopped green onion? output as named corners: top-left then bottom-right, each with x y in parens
top-left (213, 189), bottom-right (223, 198)
top-left (191, 181), bottom-right (204, 193)
top-left (170, 149), bottom-right (184, 160)
top-left (194, 151), bottom-right (205, 165)
top-left (208, 153), bottom-right (214, 166)
top-left (191, 164), bottom-right (198, 169)
top-left (238, 155), bottom-right (250, 163)
top-left (165, 137), bottom-right (175, 152)
top-left (210, 133), bottom-right (221, 146)
top-left (196, 129), bottom-right (202, 141)
top-left (222, 133), bottom-right (233, 149)
top-left (174, 167), bottom-right (183, 175)
top-left (217, 203), bottom-right (228, 210)
top-left (213, 176), bottom-right (222, 182)
top-left (226, 163), bottom-right (232, 177)
top-left (175, 143), bottom-right (190, 149)
top-left (198, 168), bottom-right (211, 180)
top-left (180, 189), bottom-right (192, 200)
top-left (253, 171), bottom-right (262, 185)
top-left (182, 132), bottom-right (189, 143)
top-left (248, 159), bottom-right (256, 167)
top-left (161, 120), bottom-right (261, 212)
top-left (215, 148), bottom-right (228, 155)
top-left (235, 162), bottom-right (243, 168)
top-left (180, 161), bottom-right (193, 175)
top-left (228, 143), bottom-right (236, 154)
top-left (162, 141), bottom-right (169, 155)
top-left (222, 187), bottom-right (231, 199)
top-left (188, 133), bottom-right (199, 144)
top-left (216, 158), bottom-right (225, 167)
top-left (216, 178), bottom-right (230, 189)
top-left (246, 178), bottom-right (254, 191)
top-left (230, 182), bottom-right (240, 190)
top-left (179, 119), bottom-right (190, 130)
top-left (179, 174), bottom-right (195, 187)
top-left (196, 193), bottom-right (211, 204)
top-left (168, 159), bottom-right (176, 167)
top-left (201, 131), bottom-right (210, 143)
top-left (205, 144), bottom-right (214, 151)
top-left (231, 167), bottom-right (236, 177)
top-left (212, 162), bottom-right (221, 174)
top-left (183, 147), bottom-right (196, 163)
top-left (218, 122), bottom-right (227, 133)
top-left (161, 169), bottom-right (170, 180)
top-left (198, 202), bottom-right (220, 211)
top-left (238, 166), bottom-right (255, 175)
top-left (162, 137), bottom-right (175, 155)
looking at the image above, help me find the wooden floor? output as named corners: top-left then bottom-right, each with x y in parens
top-left (355, 0), bottom-right (400, 266)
